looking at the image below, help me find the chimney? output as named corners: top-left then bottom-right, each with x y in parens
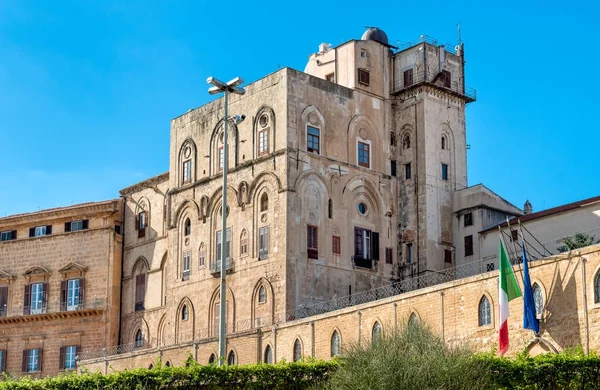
top-left (524, 200), bottom-right (532, 215)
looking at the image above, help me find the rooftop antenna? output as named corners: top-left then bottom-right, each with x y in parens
top-left (457, 24), bottom-right (462, 44)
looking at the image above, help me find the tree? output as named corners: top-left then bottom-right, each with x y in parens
top-left (557, 233), bottom-right (598, 253)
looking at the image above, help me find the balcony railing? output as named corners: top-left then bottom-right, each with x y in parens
top-left (352, 256), bottom-right (374, 270)
top-left (0, 298), bottom-right (105, 319)
top-left (392, 69), bottom-right (476, 101)
top-left (209, 259), bottom-right (232, 275)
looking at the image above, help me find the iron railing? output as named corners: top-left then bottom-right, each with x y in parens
top-left (78, 340), bottom-right (149, 361)
top-left (0, 298), bottom-right (105, 319)
top-left (394, 35), bottom-right (458, 54)
top-left (209, 259), bottom-right (232, 274)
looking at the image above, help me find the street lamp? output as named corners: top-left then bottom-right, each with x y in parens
top-left (207, 76), bottom-right (246, 366)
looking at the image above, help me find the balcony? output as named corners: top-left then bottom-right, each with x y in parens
top-left (210, 259), bottom-right (233, 276)
top-left (0, 299), bottom-right (105, 323)
top-left (352, 256), bottom-right (374, 270)
top-left (392, 69), bottom-right (476, 102)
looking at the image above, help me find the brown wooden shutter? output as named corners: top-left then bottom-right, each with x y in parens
top-left (82, 219), bottom-right (89, 229)
top-left (60, 281), bottom-right (67, 311)
top-left (0, 287), bottom-right (7, 317)
top-left (46, 225), bottom-right (52, 235)
top-left (64, 222), bottom-right (71, 232)
top-left (42, 283), bottom-right (49, 312)
top-left (59, 346), bottom-right (65, 370)
top-left (78, 278), bottom-right (85, 308)
top-left (354, 228), bottom-right (363, 257)
top-left (29, 228), bottom-right (35, 238)
top-left (38, 348), bottom-right (43, 371)
top-left (22, 350), bottom-right (28, 372)
top-left (23, 285), bottom-right (30, 315)
top-left (371, 232), bottom-right (379, 260)
top-left (10, 230), bottom-right (16, 240)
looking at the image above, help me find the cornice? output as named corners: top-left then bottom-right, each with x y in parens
top-left (119, 172), bottom-right (169, 197)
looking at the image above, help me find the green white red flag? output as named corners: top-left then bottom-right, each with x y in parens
top-left (498, 239), bottom-right (522, 355)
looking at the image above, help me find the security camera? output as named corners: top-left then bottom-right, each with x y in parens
top-left (230, 115), bottom-right (246, 125)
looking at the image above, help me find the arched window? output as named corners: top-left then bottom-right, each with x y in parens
top-left (390, 131), bottom-right (397, 147)
top-left (595, 272), bottom-right (600, 303)
top-left (227, 350), bottom-right (236, 365)
top-left (408, 312), bottom-right (419, 327)
top-left (258, 285), bottom-right (267, 304)
top-left (441, 135), bottom-right (447, 150)
top-left (198, 242), bottom-right (206, 268)
top-left (293, 339), bottom-right (302, 362)
top-left (165, 361), bottom-right (171, 367)
top-left (209, 353), bottom-right (216, 364)
top-left (135, 329), bottom-right (143, 348)
top-left (372, 322), bottom-right (382, 343)
top-left (260, 193), bottom-right (269, 212)
top-left (240, 230), bottom-right (248, 256)
top-left (257, 113), bottom-right (270, 156)
top-left (328, 199), bottom-right (333, 219)
top-left (533, 283), bottom-right (543, 316)
top-left (184, 218), bottom-right (191, 236)
top-left (478, 296), bottom-right (491, 326)
top-left (264, 345), bottom-right (273, 364)
top-left (182, 305), bottom-right (189, 321)
top-left (402, 134), bottom-right (411, 149)
top-left (149, 364), bottom-right (154, 369)
top-left (331, 330), bottom-right (341, 357)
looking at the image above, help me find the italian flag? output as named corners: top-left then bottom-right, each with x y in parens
top-left (498, 239), bottom-right (522, 355)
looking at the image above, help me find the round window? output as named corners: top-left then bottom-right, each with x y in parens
top-left (358, 202), bottom-right (367, 215)
top-left (259, 114), bottom-right (269, 128)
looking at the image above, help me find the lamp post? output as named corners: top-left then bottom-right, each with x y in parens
top-left (207, 76), bottom-right (245, 365)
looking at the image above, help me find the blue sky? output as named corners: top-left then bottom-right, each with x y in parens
top-left (0, 0), bottom-right (598, 216)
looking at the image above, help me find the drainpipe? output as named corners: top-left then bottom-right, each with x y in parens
top-left (393, 302), bottom-right (398, 333)
top-left (310, 321), bottom-right (315, 358)
top-left (357, 311), bottom-right (362, 346)
top-left (440, 291), bottom-right (445, 342)
top-left (581, 254), bottom-right (589, 354)
top-left (117, 197), bottom-right (126, 346)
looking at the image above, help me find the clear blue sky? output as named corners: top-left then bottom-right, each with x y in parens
top-left (1, 0), bottom-right (598, 216)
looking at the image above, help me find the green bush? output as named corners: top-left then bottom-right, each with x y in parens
top-left (326, 322), bottom-right (493, 390)
top-left (0, 360), bottom-right (338, 390)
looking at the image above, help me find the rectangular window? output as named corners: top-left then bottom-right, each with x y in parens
top-left (385, 247), bottom-right (393, 264)
top-left (23, 348), bottom-right (41, 372)
top-left (258, 129), bottom-right (269, 156)
top-left (63, 346), bottom-right (77, 370)
top-left (219, 147), bottom-right (224, 171)
top-left (137, 211), bottom-right (146, 238)
top-left (30, 225), bottom-right (51, 237)
top-left (332, 235), bottom-right (341, 255)
top-left (406, 243), bottom-right (413, 264)
top-left (216, 228), bottom-right (232, 264)
top-left (464, 212), bottom-right (473, 227)
top-left (325, 73), bottom-right (334, 82)
top-left (353, 227), bottom-right (379, 260)
top-left (135, 274), bottom-right (145, 311)
top-left (30, 283), bottom-right (44, 315)
top-left (307, 225), bottom-right (318, 259)
top-left (441, 164), bottom-right (448, 181)
top-left (358, 69), bottom-right (370, 85)
top-left (391, 160), bottom-right (397, 177)
top-left (259, 226), bottom-right (270, 260)
top-left (66, 279), bottom-right (80, 311)
top-left (405, 163), bottom-right (412, 179)
top-left (199, 247), bottom-right (206, 268)
top-left (307, 125), bottom-right (320, 154)
top-left (464, 235), bottom-right (474, 256)
top-left (0, 286), bottom-right (7, 318)
top-left (66, 219), bottom-right (88, 232)
top-left (0, 349), bottom-right (5, 373)
top-left (182, 160), bottom-right (191, 183)
top-left (358, 141), bottom-right (370, 168)
top-left (404, 68), bottom-right (414, 87)
top-left (442, 70), bottom-right (451, 88)
top-left (0, 230), bottom-right (16, 241)
top-left (182, 251), bottom-right (191, 280)
top-left (240, 235), bottom-right (248, 256)
top-left (444, 249), bottom-right (453, 264)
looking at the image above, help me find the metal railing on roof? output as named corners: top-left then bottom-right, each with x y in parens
top-left (393, 35), bottom-right (459, 55)
top-left (392, 69), bottom-right (476, 100)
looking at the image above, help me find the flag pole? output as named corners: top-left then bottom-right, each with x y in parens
top-left (518, 218), bottom-right (540, 336)
top-left (505, 217), bottom-right (524, 283)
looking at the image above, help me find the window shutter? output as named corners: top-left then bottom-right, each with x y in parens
top-left (78, 278), bottom-right (85, 307)
top-left (29, 228), bottom-right (35, 238)
top-left (144, 214), bottom-right (148, 228)
top-left (38, 348), bottom-right (43, 371)
top-left (75, 345), bottom-right (80, 366)
top-left (82, 219), bottom-right (89, 229)
top-left (46, 225), bottom-right (52, 235)
top-left (60, 281), bottom-right (67, 311)
top-left (64, 222), bottom-right (71, 232)
top-left (42, 283), bottom-right (49, 311)
top-left (59, 347), bottom-right (65, 370)
top-left (0, 350), bottom-right (6, 372)
top-left (135, 216), bottom-right (139, 230)
top-left (22, 350), bottom-right (28, 372)
top-left (371, 232), bottom-right (379, 260)
top-left (0, 287), bottom-right (7, 317)
top-left (265, 228), bottom-right (269, 255)
top-left (10, 230), bottom-right (16, 240)
top-left (23, 285), bottom-right (30, 315)
top-left (354, 228), bottom-right (363, 257)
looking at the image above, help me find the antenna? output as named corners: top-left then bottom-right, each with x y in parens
top-left (457, 24), bottom-right (462, 44)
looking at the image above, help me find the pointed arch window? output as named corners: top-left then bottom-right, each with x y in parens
top-left (478, 296), bottom-right (491, 326)
top-left (135, 329), bottom-right (143, 348)
top-left (595, 272), bottom-right (600, 303)
top-left (441, 135), bottom-right (447, 150)
top-left (390, 131), bottom-right (397, 147)
top-left (408, 312), bottom-right (419, 327)
top-left (209, 353), bottom-right (216, 364)
top-left (260, 193), bottom-right (269, 212)
top-left (264, 345), bottom-right (273, 364)
top-left (331, 330), bottom-right (341, 357)
top-left (182, 305), bottom-right (189, 321)
top-left (293, 339), bottom-right (302, 362)
top-left (258, 285), bottom-right (267, 304)
top-left (240, 230), bottom-right (248, 256)
top-left (198, 242), bottom-right (206, 268)
top-left (533, 283), bottom-right (543, 316)
top-left (402, 134), bottom-right (411, 149)
top-left (372, 322), bottom-right (382, 343)
top-left (184, 218), bottom-right (191, 236)
top-left (257, 113), bottom-right (270, 156)
top-left (227, 350), bottom-right (236, 365)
